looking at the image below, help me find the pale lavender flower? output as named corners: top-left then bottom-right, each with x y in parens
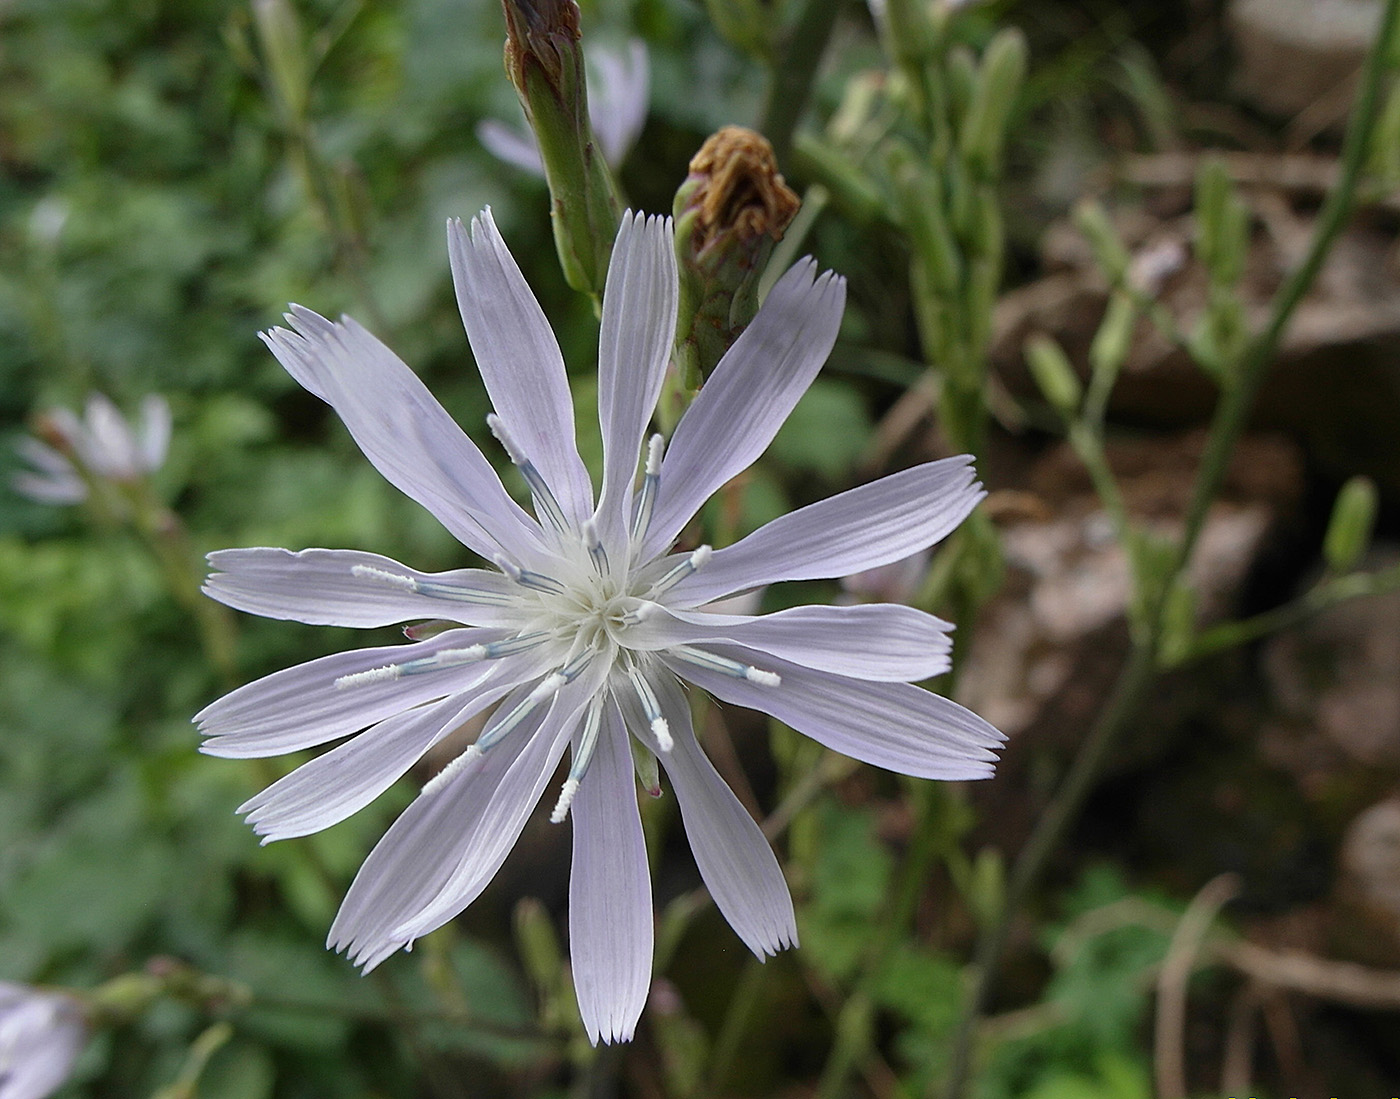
top-left (12, 394), bottom-right (170, 506)
top-left (477, 39), bottom-right (649, 176)
top-left (196, 208), bottom-right (1001, 1044)
top-left (0, 983), bottom-right (85, 1099)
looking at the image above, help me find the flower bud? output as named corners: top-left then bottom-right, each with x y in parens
top-left (1089, 291), bottom-right (1137, 380)
top-left (672, 126), bottom-right (800, 386)
top-left (501, 0), bottom-right (621, 296)
top-left (1024, 334), bottom-right (1082, 418)
top-left (1323, 476), bottom-right (1378, 574)
top-left (959, 27), bottom-right (1027, 177)
top-left (1194, 158), bottom-right (1249, 288)
top-left (1074, 199), bottom-right (1131, 282)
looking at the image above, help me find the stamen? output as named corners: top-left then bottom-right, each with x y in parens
top-left (646, 545), bottom-right (712, 598)
top-left (475, 672), bottom-right (566, 752)
top-left (548, 777), bottom-right (580, 824)
top-left (630, 434), bottom-right (665, 542)
top-left (421, 743), bottom-right (481, 796)
top-left (488, 413), bottom-right (568, 532)
top-left (335, 632), bottom-right (551, 689)
top-left (351, 564), bottom-right (416, 590)
top-left (582, 517), bottom-right (609, 574)
top-left (334, 664), bottom-right (402, 688)
top-left (493, 553), bottom-right (566, 595)
top-left (352, 564), bottom-right (512, 606)
top-left (618, 600), bottom-right (661, 627)
top-left (627, 667), bottom-right (672, 751)
top-left (550, 697), bottom-right (604, 823)
top-left (670, 645), bottom-right (781, 686)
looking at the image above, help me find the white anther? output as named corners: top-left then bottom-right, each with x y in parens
top-left (488, 414), bottom-right (568, 532)
top-left (335, 664), bottom-right (401, 688)
top-left (631, 435), bottom-right (666, 542)
top-left (421, 743), bottom-right (482, 796)
top-left (352, 564), bottom-right (419, 591)
top-left (647, 544), bottom-right (712, 597)
top-left (549, 778), bottom-right (580, 823)
top-left (582, 517), bottom-right (609, 573)
top-left (669, 644), bottom-right (781, 686)
top-left (651, 716), bottom-right (673, 752)
top-left (494, 553), bottom-right (566, 594)
top-left (485, 413), bottom-right (524, 465)
top-left (619, 600), bottom-right (661, 627)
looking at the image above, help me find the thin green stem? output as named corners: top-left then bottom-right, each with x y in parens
top-left (1180, 563), bottom-right (1400, 665)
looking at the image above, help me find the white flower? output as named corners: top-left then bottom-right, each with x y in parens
top-left (0, 983), bottom-right (85, 1099)
top-left (196, 209), bottom-right (1002, 1044)
top-left (12, 394), bottom-right (170, 506)
top-left (477, 39), bottom-right (649, 176)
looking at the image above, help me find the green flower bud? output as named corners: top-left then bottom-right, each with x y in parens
top-left (1194, 158), bottom-right (1249, 288)
top-left (672, 127), bottom-right (800, 387)
top-left (1324, 476), bottom-right (1378, 573)
top-left (1025, 334), bottom-right (1082, 418)
top-left (889, 146), bottom-right (962, 298)
top-left (1074, 199), bottom-right (1131, 281)
top-left (1089, 291), bottom-right (1137, 380)
top-left (959, 27), bottom-right (1027, 178)
top-left (501, 0), bottom-right (622, 297)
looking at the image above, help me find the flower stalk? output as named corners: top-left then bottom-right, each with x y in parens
top-left (501, 0), bottom-right (623, 298)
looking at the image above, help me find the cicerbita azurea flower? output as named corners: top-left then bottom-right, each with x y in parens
top-left (0, 982), bottom-right (85, 1099)
top-left (196, 208), bottom-right (1003, 1044)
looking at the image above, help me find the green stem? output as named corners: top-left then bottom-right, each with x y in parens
top-left (940, 5), bottom-right (1399, 1094)
top-left (1181, 563), bottom-right (1400, 665)
top-left (758, 0), bottom-right (846, 167)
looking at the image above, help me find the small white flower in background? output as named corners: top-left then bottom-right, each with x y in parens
top-left (197, 208), bottom-right (1002, 1044)
top-left (478, 39), bottom-right (649, 176)
top-left (12, 394), bottom-right (170, 506)
top-left (0, 983), bottom-right (85, 1099)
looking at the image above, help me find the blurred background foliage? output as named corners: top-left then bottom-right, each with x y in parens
top-left (2, 0), bottom-right (1399, 1096)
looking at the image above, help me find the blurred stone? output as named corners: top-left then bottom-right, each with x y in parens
top-left (992, 197), bottom-right (1400, 499)
top-left (1261, 546), bottom-right (1400, 789)
top-left (1229, 0), bottom-right (1382, 125)
top-left (1333, 797), bottom-right (1400, 967)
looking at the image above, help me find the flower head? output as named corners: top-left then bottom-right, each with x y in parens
top-left (12, 394), bottom-right (170, 506)
top-left (478, 39), bottom-right (648, 176)
top-left (0, 983), bottom-right (85, 1099)
top-left (197, 209), bottom-right (1001, 1044)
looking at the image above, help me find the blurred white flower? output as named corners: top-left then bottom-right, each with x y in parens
top-left (0, 983), bottom-right (85, 1099)
top-left (12, 394), bottom-right (170, 506)
top-left (478, 39), bottom-right (649, 176)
